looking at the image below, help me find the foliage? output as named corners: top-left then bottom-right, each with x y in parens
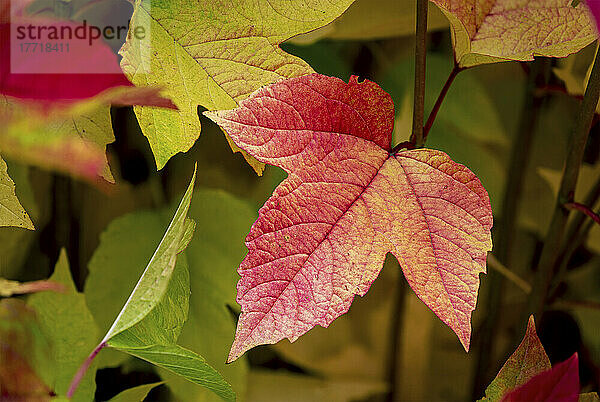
top-left (0, 0), bottom-right (599, 400)
top-left (206, 74), bottom-right (493, 359)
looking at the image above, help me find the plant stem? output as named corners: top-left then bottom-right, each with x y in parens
top-left (565, 202), bottom-right (600, 225)
top-left (387, 2), bottom-right (427, 397)
top-left (553, 299), bottom-right (600, 311)
top-left (422, 65), bottom-right (462, 141)
top-left (550, 175), bottom-right (600, 295)
top-left (411, 0), bottom-right (428, 148)
top-left (67, 342), bottom-right (106, 398)
top-left (393, 65), bottom-right (463, 153)
top-left (471, 58), bottom-right (549, 399)
top-left (487, 254), bottom-right (531, 294)
top-left (528, 48), bottom-right (600, 319)
top-left (563, 175), bottom-right (600, 248)
top-left (387, 268), bottom-right (408, 402)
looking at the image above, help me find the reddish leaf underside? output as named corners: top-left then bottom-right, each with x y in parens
top-left (0, 9), bottom-right (175, 109)
top-left (503, 353), bottom-right (580, 402)
top-left (205, 74), bottom-right (493, 362)
top-left (483, 315), bottom-right (551, 400)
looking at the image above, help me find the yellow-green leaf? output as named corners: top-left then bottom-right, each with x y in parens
top-left (120, 0), bottom-right (355, 172)
top-left (28, 250), bottom-right (99, 402)
top-left (44, 106), bottom-right (115, 182)
top-left (107, 382), bottom-right (164, 402)
top-left (0, 156), bottom-right (34, 230)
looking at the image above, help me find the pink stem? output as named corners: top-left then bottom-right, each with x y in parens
top-left (565, 202), bottom-right (600, 225)
top-left (17, 280), bottom-right (66, 295)
top-left (66, 342), bottom-right (106, 398)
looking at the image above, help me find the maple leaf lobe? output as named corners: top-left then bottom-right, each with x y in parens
top-left (205, 74), bottom-right (493, 362)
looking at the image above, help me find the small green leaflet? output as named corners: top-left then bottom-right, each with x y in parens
top-left (101, 169), bottom-right (197, 342)
top-left (28, 250), bottom-right (99, 402)
top-left (0, 156), bottom-right (34, 230)
top-left (84, 188), bottom-right (254, 401)
top-left (78, 167), bottom-right (235, 401)
top-left (107, 382), bottom-right (164, 402)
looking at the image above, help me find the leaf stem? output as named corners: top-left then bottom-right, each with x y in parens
top-left (528, 48), bottom-right (600, 318)
top-left (394, 65), bottom-right (463, 153)
top-left (564, 202), bottom-right (600, 225)
top-left (550, 175), bottom-right (600, 295)
top-left (487, 254), bottom-right (531, 294)
top-left (411, 0), bottom-right (428, 148)
top-left (66, 342), bottom-right (106, 398)
top-left (422, 65), bottom-right (463, 141)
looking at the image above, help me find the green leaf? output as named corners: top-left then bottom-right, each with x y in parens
top-left (86, 170), bottom-right (235, 400)
top-left (28, 250), bottom-right (99, 402)
top-left (108, 342), bottom-right (235, 401)
top-left (86, 188), bottom-right (253, 401)
top-left (101, 169), bottom-right (196, 343)
top-left (44, 106), bottom-right (115, 182)
top-left (120, 0), bottom-right (355, 172)
top-left (0, 156), bottom-right (34, 230)
top-left (84, 209), bottom-right (186, 368)
top-left (554, 43), bottom-right (600, 113)
top-left (481, 315), bottom-right (551, 401)
top-left (160, 189), bottom-right (256, 401)
top-left (107, 382), bottom-right (164, 402)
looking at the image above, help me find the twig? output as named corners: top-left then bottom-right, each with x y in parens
top-left (422, 65), bottom-right (463, 141)
top-left (487, 254), bottom-right (531, 294)
top-left (410, 0), bottom-right (428, 148)
top-left (550, 175), bottom-right (600, 295)
top-left (392, 65), bottom-right (463, 153)
top-left (565, 202), bottom-right (600, 225)
top-left (528, 48), bottom-right (600, 318)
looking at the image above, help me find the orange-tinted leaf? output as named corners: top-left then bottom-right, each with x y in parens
top-left (482, 316), bottom-right (551, 401)
top-left (0, 299), bottom-right (53, 401)
top-left (431, 0), bottom-right (597, 67)
top-left (205, 74), bottom-right (493, 361)
top-left (502, 353), bottom-right (579, 402)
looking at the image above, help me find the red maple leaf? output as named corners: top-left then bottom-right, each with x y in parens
top-left (205, 73), bottom-right (493, 362)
